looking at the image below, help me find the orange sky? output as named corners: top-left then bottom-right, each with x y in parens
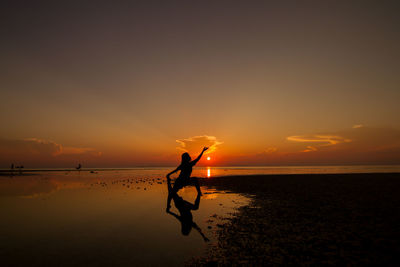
top-left (1, 1), bottom-right (399, 168)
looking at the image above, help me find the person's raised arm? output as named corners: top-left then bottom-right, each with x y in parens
top-left (191, 147), bottom-right (209, 166)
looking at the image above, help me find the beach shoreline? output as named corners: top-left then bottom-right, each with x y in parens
top-left (192, 173), bottom-right (400, 265)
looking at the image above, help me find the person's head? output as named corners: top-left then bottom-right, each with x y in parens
top-left (181, 152), bottom-right (191, 163)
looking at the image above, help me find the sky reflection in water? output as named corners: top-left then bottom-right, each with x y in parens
top-left (0, 170), bottom-right (249, 266)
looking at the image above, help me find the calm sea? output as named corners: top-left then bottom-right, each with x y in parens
top-left (0, 168), bottom-right (249, 266)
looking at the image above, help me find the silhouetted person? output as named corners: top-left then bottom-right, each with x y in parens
top-left (166, 147), bottom-right (208, 195)
top-left (76, 163), bottom-right (82, 171)
top-left (166, 178), bottom-right (209, 242)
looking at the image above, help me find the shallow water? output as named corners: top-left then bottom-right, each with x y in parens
top-left (0, 170), bottom-right (249, 266)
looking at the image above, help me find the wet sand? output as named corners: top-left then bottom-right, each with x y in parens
top-left (193, 173), bottom-right (400, 265)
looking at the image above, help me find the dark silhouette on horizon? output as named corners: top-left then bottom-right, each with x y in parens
top-left (166, 147), bottom-right (208, 195)
top-left (166, 177), bottom-right (209, 242)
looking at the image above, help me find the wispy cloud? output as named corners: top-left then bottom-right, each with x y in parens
top-left (353, 124), bottom-right (364, 129)
top-left (58, 147), bottom-right (102, 156)
top-left (0, 138), bottom-right (101, 157)
top-left (0, 138), bottom-right (62, 156)
top-left (176, 135), bottom-right (223, 154)
top-left (264, 147), bottom-right (278, 153)
top-left (302, 146), bottom-right (317, 152)
top-left (287, 135), bottom-right (351, 146)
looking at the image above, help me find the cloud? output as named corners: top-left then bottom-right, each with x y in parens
top-left (182, 126), bottom-right (400, 166)
top-left (302, 146), bottom-right (317, 152)
top-left (287, 135), bottom-right (351, 146)
top-left (264, 147), bottom-right (278, 153)
top-left (353, 124), bottom-right (364, 129)
top-left (0, 138), bottom-right (62, 156)
top-left (255, 147), bottom-right (278, 156)
top-left (58, 147), bottom-right (102, 157)
top-left (176, 135), bottom-right (223, 154)
top-left (0, 138), bottom-right (101, 158)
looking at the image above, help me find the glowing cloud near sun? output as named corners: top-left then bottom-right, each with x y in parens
top-left (176, 135), bottom-right (223, 154)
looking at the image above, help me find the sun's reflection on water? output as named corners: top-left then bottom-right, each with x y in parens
top-left (207, 167), bottom-right (211, 178)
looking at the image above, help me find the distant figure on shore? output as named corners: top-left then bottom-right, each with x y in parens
top-left (166, 177), bottom-right (209, 242)
top-left (76, 163), bottom-right (82, 171)
top-left (166, 147), bottom-right (208, 195)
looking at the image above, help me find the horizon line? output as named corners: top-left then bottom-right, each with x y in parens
top-left (1, 164), bottom-right (400, 172)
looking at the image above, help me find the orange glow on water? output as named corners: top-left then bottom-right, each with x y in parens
top-left (207, 167), bottom-right (211, 178)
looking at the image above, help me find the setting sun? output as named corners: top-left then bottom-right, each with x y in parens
top-left (207, 156), bottom-right (211, 161)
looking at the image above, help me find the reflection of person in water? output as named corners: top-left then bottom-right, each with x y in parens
top-left (166, 178), bottom-right (209, 242)
top-left (166, 147), bottom-right (208, 195)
